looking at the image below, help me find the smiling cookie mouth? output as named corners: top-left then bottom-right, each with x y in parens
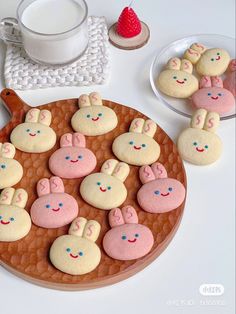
top-left (29, 133), bottom-right (36, 137)
top-left (0, 220), bottom-right (10, 225)
top-left (216, 56), bottom-right (221, 60)
top-left (176, 80), bottom-right (185, 84)
top-left (134, 146), bottom-right (141, 150)
top-left (70, 253), bottom-right (79, 259)
top-left (196, 147), bottom-right (204, 152)
top-left (52, 208), bottom-right (60, 212)
top-left (161, 192), bottom-right (170, 197)
top-left (92, 117), bottom-right (99, 121)
top-left (70, 160), bottom-right (79, 163)
top-left (211, 96), bottom-right (219, 100)
top-left (128, 239), bottom-right (137, 243)
top-left (100, 187), bottom-right (107, 192)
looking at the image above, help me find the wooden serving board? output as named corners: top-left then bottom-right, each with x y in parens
top-left (0, 89), bottom-right (187, 290)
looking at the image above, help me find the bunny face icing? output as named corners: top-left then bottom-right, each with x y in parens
top-left (49, 133), bottom-right (97, 179)
top-left (0, 188), bottom-right (31, 242)
top-left (30, 177), bottom-right (78, 228)
top-left (71, 92), bottom-right (118, 136)
top-left (0, 143), bottom-right (23, 189)
top-left (103, 206), bottom-right (154, 260)
top-left (112, 118), bottom-right (160, 166)
top-left (10, 109), bottom-right (56, 153)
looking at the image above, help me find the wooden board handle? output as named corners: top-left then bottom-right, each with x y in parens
top-left (0, 88), bottom-right (30, 118)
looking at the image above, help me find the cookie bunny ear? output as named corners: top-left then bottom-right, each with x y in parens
top-left (142, 120), bottom-right (157, 138)
top-left (60, 133), bottom-right (86, 148)
top-left (79, 94), bottom-right (91, 108)
top-left (109, 208), bottom-right (125, 227)
top-left (183, 43), bottom-right (206, 64)
top-left (191, 109), bottom-right (208, 129)
top-left (211, 76), bottom-right (223, 88)
top-left (122, 206), bottom-right (138, 224)
top-left (25, 108), bottom-right (41, 123)
top-left (151, 162), bottom-right (168, 179)
top-left (37, 178), bottom-right (50, 197)
top-left (49, 177), bottom-right (65, 193)
top-left (203, 112), bottom-right (220, 133)
top-left (129, 118), bottom-right (145, 133)
top-left (83, 220), bottom-right (101, 242)
top-left (0, 188), bottom-right (15, 205)
top-left (228, 59), bottom-right (236, 72)
top-left (69, 217), bottom-right (87, 237)
top-left (101, 159), bottom-right (130, 182)
top-left (180, 59), bottom-right (193, 74)
top-left (200, 76), bottom-right (212, 88)
top-left (0, 142), bottom-right (16, 158)
top-left (166, 57), bottom-right (181, 70)
top-left (89, 92), bottom-right (103, 106)
top-left (38, 110), bottom-right (52, 126)
top-left (12, 189), bottom-right (28, 208)
top-left (139, 165), bottom-right (156, 184)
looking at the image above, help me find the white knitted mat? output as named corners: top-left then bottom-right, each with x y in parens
top-left (4, 16), bottom-right (110, 90)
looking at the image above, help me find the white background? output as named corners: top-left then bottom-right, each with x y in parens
top-left (0, 0), bottom-right (235, 313)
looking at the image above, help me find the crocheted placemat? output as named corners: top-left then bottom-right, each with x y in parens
top-left (4, 16), bottom-right (110, 90)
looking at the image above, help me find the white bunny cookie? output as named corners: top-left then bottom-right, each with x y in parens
top-left (10, 108), bottom-right (57, 153)
top-left (112, 118), bottom-right (160, 166)
top-left (177, 109), bottom-right (222, 165)
top-left (80, 159), bottom-right (130, 210)
top-left (71, 92), bottom-right (118, 136)
top-left (0, 188), bottom-right (31, 241)
top-left (50, 217), bottom-right (101, 275)
top-left (184, 43), bottom-right (230, 76)
top-left (0, 142), bottom-right (23, 189)
top-left (157, 57), bottom-right (199, 98)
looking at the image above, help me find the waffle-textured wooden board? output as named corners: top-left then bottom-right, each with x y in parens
top-left (0, 88), bottom-right (187, 290)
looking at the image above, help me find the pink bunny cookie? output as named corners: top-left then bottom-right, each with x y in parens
top-left (224, 59), bottom-right (236, 97)
top-left (103, 206), bottom-right (154, 260)
top-left (137, 163), bottom-right (186, 213)
top-left (192, 76), bottom-right (235, 114)
top-left (30, 176), bottom-right (78, 228)
top-left (49, 133), bottom-right (97, 179)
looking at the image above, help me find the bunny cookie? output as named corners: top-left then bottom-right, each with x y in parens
top-left (192, 76), bottom-right (235, 114)
top-left (0, 142), bottom-right (23, 189)
top-left (49, 133), bottom-right (97, 179)
top-left (112, 118), bottom-right (160, 166)
top-left (10, 108), bottom-right (56, 153)
top-left (177, 109), bottom-right (222, 165)
top-left (80, 159), bottom-right (130, 210)
top-left (224, 59), bottom-right (236, 97)
top-left (137, 163), bottom-right (186, 213)
top-left (71, 92), bottom-right (118, 136)
top-left (30, 176), bottom-right (78, 228)
top-left (50, 217), bottom-right (101, 275)
top-left (157, 57), bottom-right (199, 98)
top-left (0, 188), bottom-right (31, 242)
top-left (103, 206), bottom-right (154, 261)
top-left (184, 43), bottom-right (230, 76)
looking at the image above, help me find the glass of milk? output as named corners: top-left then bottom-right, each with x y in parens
top-left (0, 0), bottom-right (88, 65)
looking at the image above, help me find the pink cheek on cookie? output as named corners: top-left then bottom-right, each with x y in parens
top-left (103, 224), bottom-right (154, 260)
top-left (137, 178), bottom-right (186, 213)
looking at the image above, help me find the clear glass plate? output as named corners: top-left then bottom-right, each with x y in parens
top-left (150, 34), bottom-right (236, 120)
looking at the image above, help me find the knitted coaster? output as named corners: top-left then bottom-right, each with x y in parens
top-left (4, 16), bottom-right (110, 90)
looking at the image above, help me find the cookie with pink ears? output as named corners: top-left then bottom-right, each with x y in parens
top-left (49, 133), bottom-right (97, 179)
top-left (30, 176), bottom-right (78, 228)
top-left (223, 59), bottom-right (236, 97)
top-left (191, 76), bottom-right (235, 114)
top-left (103, 206), bottom-right (154, 261)
top-left (137, 162), bottom-right (186, 213)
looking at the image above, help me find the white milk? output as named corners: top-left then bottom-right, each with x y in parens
top-left (20, 0), bottom-right (88, 65)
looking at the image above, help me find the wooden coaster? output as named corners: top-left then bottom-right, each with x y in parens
top-left (109, 22), bottom-right (150, 50)
top-left (0, 89), bottom-right (186, 290)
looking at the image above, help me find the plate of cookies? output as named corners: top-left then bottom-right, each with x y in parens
top-left (150, 34), bottom-right (236, 120)
top-left (0, 89), bottom-right (186, 290)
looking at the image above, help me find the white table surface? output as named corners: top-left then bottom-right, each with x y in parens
top-left (0, 1), bottom-right (235, 313)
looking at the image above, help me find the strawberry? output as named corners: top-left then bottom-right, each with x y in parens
top-left (116, 7), bottom-right (142, 38)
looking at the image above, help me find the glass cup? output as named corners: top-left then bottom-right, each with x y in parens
top-left (0, 0), bottom-right (89, 66)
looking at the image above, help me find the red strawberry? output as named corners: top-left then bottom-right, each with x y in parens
top-left (116, 7), bottom-right (142, 38)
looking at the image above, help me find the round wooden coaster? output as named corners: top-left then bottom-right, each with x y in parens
top-left (0, 89), bottom-right (186, 290)
top-left (109, 22), bottom-right (150, 50)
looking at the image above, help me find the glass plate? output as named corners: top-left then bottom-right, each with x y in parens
top-left (150, 34), bottom-right (236, 120)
